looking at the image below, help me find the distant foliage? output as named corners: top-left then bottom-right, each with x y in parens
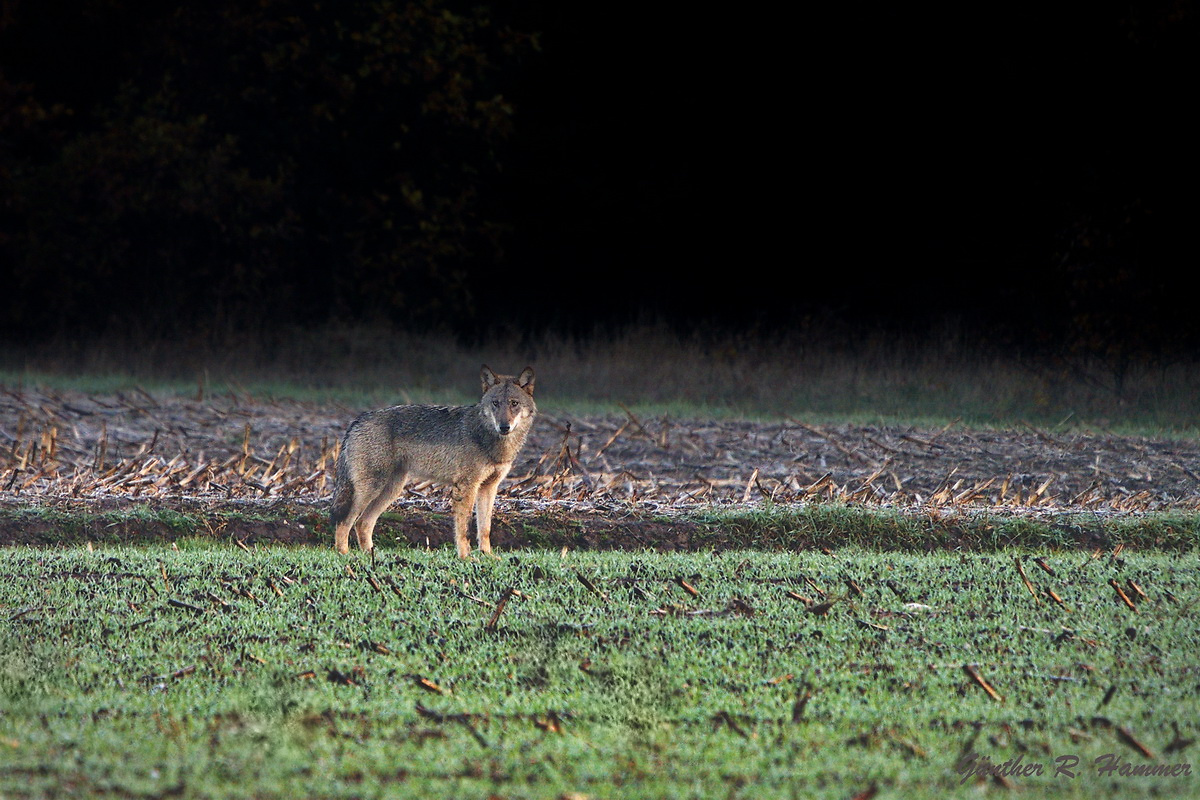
top-left (0, 0), bottom-right (533, 337)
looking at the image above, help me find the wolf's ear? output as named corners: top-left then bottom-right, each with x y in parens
top-left (517, 366), bottom-right (535, 396)
top-left (481, 365), bottom-right (500, 393)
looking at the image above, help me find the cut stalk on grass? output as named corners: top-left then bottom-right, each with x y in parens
top-left (415, 703), bottom-right (488, 747)
top-left (485, 586), bottom-right (515, 630)
top-left (727, 596), bottom-right (754, 616)
top-left (171, 664), bottom-right (197, 680)
top-left (792, 680), bottom-right (815, 723)
top-left (856, 618), bottom-right (888, 632)
top-left (205, 591), bottom-right (232, 611)
top-left (365, 572), bottom-right (387, 600)
top-left (167, 598), bottom-right (204, 614)
top-left (1045, 587), bottom-right (1072, 612)
top-left (574, 569), bottom-right (607, 601)
top-left (1110, 579), bottom-right (1138, 611)
top-left (712, 710), bottom-right (750, 739)
top-left (806, 597), bottom-right (838, 616)
top-left (1115, 726), bottom-right (1156, 759)
top-left (458, 588), bottom-right (495, 608)
top-left (673, 576), bottom-right (700, 598)
top-left (412, 676), bottom-right (445, 694)
top-left (962, 663), bottom-right (1004, 702)
top-left (533, 711), bottom-right (563, 734)
top-left (7, 605), bottom-right (48, 621)
top-left (1013, 558), bottom-right (1041, 605)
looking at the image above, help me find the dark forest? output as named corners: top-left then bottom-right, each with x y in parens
top-left (1, 0), bottom-right (1197, 362)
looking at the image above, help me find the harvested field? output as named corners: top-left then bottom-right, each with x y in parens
top-left (2, 385), bottom-right (1199, 547)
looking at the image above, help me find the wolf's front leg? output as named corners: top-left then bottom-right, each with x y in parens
top-left (474, 472), bottom-right (505, 554)
top-left (451, 482), bottom-right (480, 558)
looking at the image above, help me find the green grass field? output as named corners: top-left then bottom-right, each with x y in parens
top-left (2, 544), bottom-right (1197, 799)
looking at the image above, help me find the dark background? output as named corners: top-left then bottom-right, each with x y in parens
top-left (1, 0), bottom-right (1196, 360)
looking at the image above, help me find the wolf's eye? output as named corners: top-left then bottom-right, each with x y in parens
top-left (492, 400), bottom-right (501, 408)
top-left (509, 400), bottom-right (519, 408)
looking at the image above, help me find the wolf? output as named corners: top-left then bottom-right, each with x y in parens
top-left (330, 365), bottom-right (536, 557)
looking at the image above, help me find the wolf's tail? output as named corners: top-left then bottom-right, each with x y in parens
top-left (330, 449), bottom-right (354, 529)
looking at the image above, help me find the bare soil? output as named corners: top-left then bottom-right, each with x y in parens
top-left (2, 386), bottom-right (1198, 548)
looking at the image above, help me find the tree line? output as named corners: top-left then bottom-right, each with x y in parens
top-left (1, 0), bottom-right (534, 339)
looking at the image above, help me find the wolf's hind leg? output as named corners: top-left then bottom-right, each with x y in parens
top-left (333, 485), bottom-right (372, 555)
top-left (354, 475), bottom-right (407, 553)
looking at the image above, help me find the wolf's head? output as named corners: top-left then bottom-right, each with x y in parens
top-left (480, 365), bottom-right (537, 436)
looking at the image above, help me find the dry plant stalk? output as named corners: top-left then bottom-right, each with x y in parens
top-left (962, 663), bottom-right (1004, 702)
top-left (806, 598), bottom-right (838, 616)
top-left (485, 587), bottom-right (515, 630)
top-left (1045, 588), bottom-right (1072, 613)
top-left (1115, 726), bottom-right (1156, 759)
top-left (574, 570), bottom-right (607, 601)
top-left (1109, 580), bottom-right (1138, 611)
top-left (366, 573), bottom-right (387, 599)
top-left (414, 677), bottom-right (447, 695)
top-left (1013, 558), bottom-right (1042, 605)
